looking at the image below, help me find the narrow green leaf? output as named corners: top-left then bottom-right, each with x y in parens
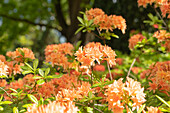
top-left (9, 88), bottom-right (18, 93)
top-left (39, 69), bottom-right (44, 77)
top-left (48, 74), bottom-right (63, 78)
top-left (27, 94), bottom-right (38, 104)
top-left (37, 79), bottom-right (45, 85)
top-left (1, 101), bottom-right (13, 105)
top-left (45, 68), bottom-right (50, 76)
top-left (13, 107), bottom-right (19, 113)
top-left (33, 59), bottom-right (39, 70)
top-left (91, 83), bottom-right (101, 88)
top-left (25, 62), bottom-right (33, 70)
top-left (33, 76), bottom-right (42, 79)
top-left (75, 26), bottom-right (85, 35)
top-left (137, 104), bottom-right (146, 113)
top-left (22, 104), bottom-right (33, 108)
top-left (88, 91), bottom-right (92, 98)
top-left (77, 17), bottom-right (84, 25)
top-left (156, 95), bottom-right (170, 108)
top-left (22, 70), bottom-right (33, 75)
top-left (0, 106), bottom-right (3, 111)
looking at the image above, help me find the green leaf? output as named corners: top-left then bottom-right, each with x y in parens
top-left (75, 41), bottom-right (82, 51)
top-left (33, 76), bottom-right (42, 79)
top-left (9, 88), bottom-right (18, 93)
top-left (86, 107), bottom-right (93, 113)
top-left (88, 91), bottom-right (92, 98)
top-left (75, 26), bottom-right (85, 35)
top-left (33, 59), bottom-right (39, 70)
top-left (77, 17), bottom-right (84, 25)
top-left (18, 48), bottom-right (25, 57)
top-left (112, 34), bottom-right (119, 38)
top-left (39, 69), bottom-right (44, 77)
top-left (45, 68), bottom-right (50, 76)
top-left (22, 104), bottom-right (33, 108)
top-left (137, 104), bottom-right (146, 113)
top-left (0, 101), bottom-right (13, 105)
top-left (13, 107), bottom-right (19, 113)
top-left (91, 83), bottom-right (101, 88)
top-left (47, 74), bottom-right (63, 79)
top-left (22, 70), bottom-right (33, 75)
top-left (25, 62), bottom-right (33, 70)
top-left (156, 95), bottom-right (170, 108)
top-left (27, 94), bottom-right (38, 104)
top-left (0, 106), bottom-right (3, 111)
top-left (37, 79), bottom-right (45, 85)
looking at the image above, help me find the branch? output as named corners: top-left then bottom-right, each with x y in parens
top-left (0, 13), bottom-right (58, 30)
top-left (127, 58), bottom-right (136, 77)
top-left (53, 0), bottom-right (68, 33)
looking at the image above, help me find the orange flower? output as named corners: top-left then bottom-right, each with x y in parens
top-left (106, 77), bottom-right (146, 112)
top-left (93, 64), bottom-right (105, 72)
top-left (13, 63), bottom-right (24, 75)
top-left (162, 40), bottom-right (170, 52)
top-left (153, 30), bottom-right (170, 43)
top-left (75, 42), bottom-right (116, 74)
top-left (160, 1), bottom-right (170, 18)
top-left (6, 48), bottom-right (35, 62)
top-left (45, 43), bottom-right (74, 70)
top-left (131, 67), bottom-right (142, 74)
top-left (0, 60), bottom-right (8, 77)
top-left (0, 79), bottom-right (7, 87)
top-left (147, 106), bottom-right (163, 113)
top-left (26, 100), bottom-right (79, 113)
top-left (111, 15), bottom-right (127, 34)
top-left (85, 8), bottom-right (127, 33)
top-left (35, 81), bottom-right (56, 99)
top-left (23, 74), bottom-right (36, 87)
top-left (128, 33), bottom-right (146, 50)
top-left (85, 8), bottom-right (105, 20)
top-left (138, 0), bottom-right (155, 8)
top-left (0, 55), bottom-right (6, 63)
top-left (141, 61), bottom-right (170, 95)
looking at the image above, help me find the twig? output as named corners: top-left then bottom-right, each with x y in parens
top-left (153, 7), bottom-right (169, 30)
top-left (127, 58), bottom-right (136, 77)
top-left (107, 61), bottom-right (112, 80)
top-left (0, 13), bottom-right (58, 30)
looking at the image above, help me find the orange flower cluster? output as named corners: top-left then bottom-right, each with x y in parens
top-left (45, 43), bottom-right (74, 70)
top-left (141, 61), bottom-right (170, 95)
top-left (0, 55), bottom-right (6, 62)
top-left (160, 0), bottom-right (170, 18)
top-left (138, 0), bottom-right (170, 18)
top-left (6, 61), bottom-right (24, 76)
top-left (153, 30), bottom-right (170, 43)
top-left (6, 48), bottom-right (35, 62)
top-left (106, 77), bottom-right (146, 113)
top-left (4, 79), bottom-right (24, 100)
top-left (26, 100), bottom-right (79, 113)
top-left (131, 67), bottom-right (142, 74)
top-left (26, 77), bottom-right (92, 113)
top-left (0, 79), bottom-right (7, 87)
top-left (86, 8), bottom-right (126, 33)
top-left (147, 106), bottom-right (163, 113)
top-left (162, 40), bottom-right (170, 52)
top-left (75, 42), bottom-right (116, 74)
top-left (0, 60), bottom-right (8, 77)
top-left (93, 64), bottom-right (105, 72)
top-left (128, 33), bottom-right (146, 50)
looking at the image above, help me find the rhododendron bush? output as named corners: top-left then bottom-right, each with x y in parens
top-left (0, 1), bottom-right (170, 113)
